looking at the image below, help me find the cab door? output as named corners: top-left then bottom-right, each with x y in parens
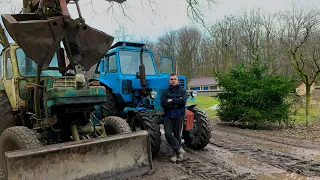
top-left (159, 56), bottom-right (174, 75)
top-left (3, 47), bottom-right (18, 110)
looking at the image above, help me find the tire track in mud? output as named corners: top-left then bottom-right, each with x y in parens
top-left (155, 131), bottom-right (256, 180)
top-left (178, 151), bottom-right (256, 180)
top-left (181, 148), bottom-right (256, 180)
top-left (215, 125), bottom-right (320, 150)
top-left (211, 129), bottom-right (320, 178)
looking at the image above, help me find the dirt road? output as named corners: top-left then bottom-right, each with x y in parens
top-left (132, 124), bottom-right (320, 180)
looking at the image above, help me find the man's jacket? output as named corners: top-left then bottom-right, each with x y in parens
top-left (160, 84), bottom-right (187, 118)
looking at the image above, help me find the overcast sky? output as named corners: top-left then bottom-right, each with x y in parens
top-left (0, 0), bottom-right (316, 43)
top-left (65, 0), bottom-right (291, 42)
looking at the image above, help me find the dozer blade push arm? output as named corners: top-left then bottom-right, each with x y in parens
top-left (1, 0), bottom-right (114, 71)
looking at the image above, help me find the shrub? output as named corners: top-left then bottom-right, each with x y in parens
top-left (215, 64), bottom-right (295, 127)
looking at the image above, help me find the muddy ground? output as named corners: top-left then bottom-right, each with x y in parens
top-left (132, 124), bottom-right (320, 180)
top-left (1, 123), bottom-right (319, 180)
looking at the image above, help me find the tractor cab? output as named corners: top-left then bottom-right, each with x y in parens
top-left (94, 41), bottom-right (186, 112)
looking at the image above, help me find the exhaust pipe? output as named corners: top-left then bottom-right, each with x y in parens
top-left (139, 47), bottom-right (147, 94)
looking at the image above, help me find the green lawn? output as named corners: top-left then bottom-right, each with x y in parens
top-left (191, 96), bottom-right (320, 125)
top-left (292, 105), bottom-right (320, 125)
top-left (188, 96), bottom-right (220, 120)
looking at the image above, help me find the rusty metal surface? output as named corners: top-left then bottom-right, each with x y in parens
top-left (6, 130), bottom-right (152, 180)
top-left (64, 22), bottom-right (114, 71)
top-left (1, 14), bottom-right (114, 71)
top-left (1, 14), bottom-right (65, 70)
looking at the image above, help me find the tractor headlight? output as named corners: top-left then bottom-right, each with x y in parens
top-left (150, 91), bottom-right (157, 99)
top-left (191, 90), bottom-right (197, 97)
top-left (18, 80), bottom-right (31, 100)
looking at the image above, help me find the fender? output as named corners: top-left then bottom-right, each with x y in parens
top-left (94, 77), bottom-right (112, 89)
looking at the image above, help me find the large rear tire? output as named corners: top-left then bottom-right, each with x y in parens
top-left (101, 89), bottom-right (120, 117)
top-left (131, 111), bottom-right (161, 156)
top-left (183, 108), bottom-right (212, 149)
top-left (0, 92), bottom-right (16, 135)
top-left (102, 116), bottom-right (132, 135)
top-left (0, 126), bottom-right (41, 178)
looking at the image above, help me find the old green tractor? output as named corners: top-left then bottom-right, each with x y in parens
top-left (0, 0), bottom-right (152, 179)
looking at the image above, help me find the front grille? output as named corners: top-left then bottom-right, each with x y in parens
top-left (179, 79), bottom-right (185, 88)
top-left (53, 77), bottom-right (76, 87)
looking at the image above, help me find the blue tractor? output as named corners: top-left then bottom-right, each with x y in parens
top-left (93, 41), bottom-right (212, 156)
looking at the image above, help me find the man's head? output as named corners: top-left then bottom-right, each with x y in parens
top-left (169, 73), bottom-right (178, 86)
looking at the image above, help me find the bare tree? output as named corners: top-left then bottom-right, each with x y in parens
top-left (279, 1), bottom-right (320, 126)
top-left (114, 25), bottom-right (135, 41)
top-left (156, 30), bottom-right (178, 71)
top-left (176, 26), bottom-right (201, 80)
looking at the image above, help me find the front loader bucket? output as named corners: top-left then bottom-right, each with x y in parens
top-left (1, 14), bottom-right (114, 71)
top-left (1, 14), bottom-right (65, 69)
top-left (5, 131), bottom-right (152, 180)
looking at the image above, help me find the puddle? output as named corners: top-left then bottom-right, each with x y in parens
top-left (315, 154), bottom-right (320, 160)
top-left (257, 172), bottom-right (307, 180)
top-left (255, 142), bottom-right (288, 150)
top-left (230, 156), bottom-right (260, 166)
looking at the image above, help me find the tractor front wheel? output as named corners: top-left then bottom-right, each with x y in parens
top-left (0, 92), bottom-right (16, 135)
top-left (101, 89), bottom-right (120, 117)
top-left (183, 108), bottom-right (212, 149)
top-left (131, 111), bottom-right (161, 157)
top-left (0, 126), bottom-right (41, 178)
top-left (102, 116), bottom-right (132, 135)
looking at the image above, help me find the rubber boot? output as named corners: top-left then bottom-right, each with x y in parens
top-left (176, 147), bottom-right (186, 162)
top-left (170, 154), bottom-right (177, 163)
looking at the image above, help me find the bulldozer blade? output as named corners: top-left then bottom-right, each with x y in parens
top-left (1, 14), bottom-right (114, 71)
top-left (5, 130), bottom-right (152, 180)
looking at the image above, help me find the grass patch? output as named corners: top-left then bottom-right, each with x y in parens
top-left (292, 105), bottom-right (320, 125)
top-left (191, 96), bottom-right (320, 125)
top-left (189, 96), bottom-right (220, 120)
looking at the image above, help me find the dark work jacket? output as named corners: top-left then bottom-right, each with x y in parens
top-left (160, 84), bottom-right (187, 118)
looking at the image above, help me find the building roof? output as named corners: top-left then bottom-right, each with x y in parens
top-left (188, 77), bottom-right (218, 86)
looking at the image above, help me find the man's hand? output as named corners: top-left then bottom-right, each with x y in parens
top-left (167, 99), bottom-right (172, 103)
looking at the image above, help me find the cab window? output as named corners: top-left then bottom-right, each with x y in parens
top-left (5, 50), bottom-right (13, 79)
top-left (107, 54), bottom-right (117, 73)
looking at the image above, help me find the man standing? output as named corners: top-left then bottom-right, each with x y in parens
top-left (161, 73), bottom-right (187, 162)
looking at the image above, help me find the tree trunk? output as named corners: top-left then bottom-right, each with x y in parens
top-left (305, 83), bottom-right (311, 127)
top-left (0, 24), bottom-right (9, 48)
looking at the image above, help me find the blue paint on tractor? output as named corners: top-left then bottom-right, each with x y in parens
top-left (94, 41), bottom-right (193, 121)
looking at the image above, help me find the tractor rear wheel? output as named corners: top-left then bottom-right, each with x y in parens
top-left (183, 108), bottom-right (212, 149)
top-left (0, 126), bottom-right (41, 178)
top-left (101, 89), bottom-right (120, 117)
top-left (0, 92), bottom-right (16, 136)
top-left (131, 111), bottom-right (161, 156)
top-left (102, 116), bottom-right (132, 135)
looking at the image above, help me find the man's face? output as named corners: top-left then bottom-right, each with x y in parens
top-left (169, 75), bottom-right (178, 86)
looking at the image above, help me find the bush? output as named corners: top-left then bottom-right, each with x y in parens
top-left (215, 64), bottom-right (295, 127)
